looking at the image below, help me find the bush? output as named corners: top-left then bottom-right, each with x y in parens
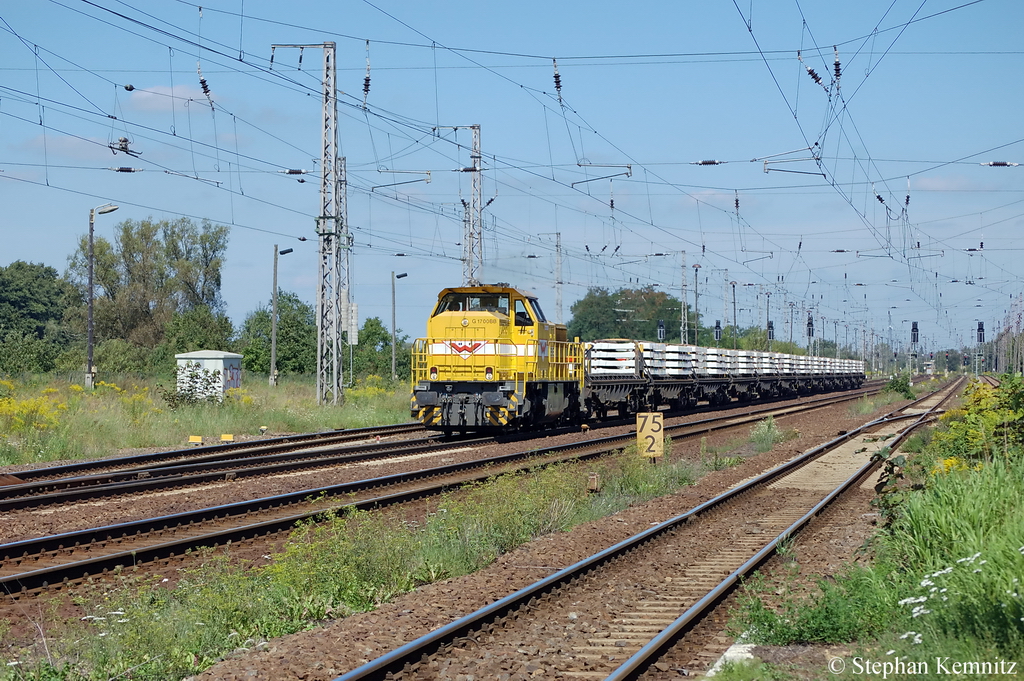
top-left (156, 363), bottom-right (222, 409)
top-left (885, 373), bottom-right (915, 399)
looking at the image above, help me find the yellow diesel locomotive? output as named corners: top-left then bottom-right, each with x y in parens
top-left (410, 285), bottom-right (584, 433)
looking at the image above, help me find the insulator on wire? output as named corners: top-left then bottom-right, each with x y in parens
top-left (363, 40), bottom-right (371, 107)
top-left (875, 194), bottom-right (885, 204)
top-left (108, 167), bottom-right (142, 172)
top-left (269, 46), bottom-right (276, 69)
top-left (552, 59), bottom-right (563, 103)
top-left (734, 192), bottom-right (740, 213)
top-left (798, 51), bottom-right (824, 87)
top-left (197, 63), bottom-right (212, 107)
top-left (833, 46), bottom-right (841, 82)
top-left (691, 159), bottom-right (725, 165)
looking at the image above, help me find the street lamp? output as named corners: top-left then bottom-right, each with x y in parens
top-left (730, 281), bottom-right (737, 350)
top-left (270, 245), bottom-right (294, 386)
top-left (86, 203), bottom-right (118, 390)
top-left (692, 263), bottom-right (701, 346)
top-left (392, 272), bottom-right (408, 380)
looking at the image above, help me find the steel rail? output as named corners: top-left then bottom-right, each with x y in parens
top-left (604, 379), bottom-right (961, 679)
top-left (0, 383), bottom-right (913, 594)
top-left (330, 377), bottom-right (962, 681)
top-left (4, 422), bottom-right (424, 484)
top-left (0, 385), bottom-right (884, 510)
top-left (0, 433), bottom-right (468, 510)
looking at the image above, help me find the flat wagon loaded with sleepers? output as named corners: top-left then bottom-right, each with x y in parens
top-left (410, 285), bottom-right (864, 434)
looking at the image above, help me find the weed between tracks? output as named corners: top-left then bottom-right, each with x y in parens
top-left (1, 444), bottom-right (702, 679)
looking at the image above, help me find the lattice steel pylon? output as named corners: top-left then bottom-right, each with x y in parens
top-left (316, 45), bottom-right (349, 405)
top-left (273, 41), bottom-right (348, 405)
top-left (465, 125), bottom-right (482, 285)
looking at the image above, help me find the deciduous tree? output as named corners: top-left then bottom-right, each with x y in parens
top-left (66, 217), bottom-right (230, 349)
top-left (238, 292), bottom-right (315, 375)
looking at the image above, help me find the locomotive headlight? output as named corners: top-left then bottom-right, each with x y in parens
top-left (485, 366), bottom-right (493, 380)
top-left (461, 318), bottom-right (469, 327)
top-left (430, 367), bottom-right (438, 380)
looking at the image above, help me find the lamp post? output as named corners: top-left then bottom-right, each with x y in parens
top-left (270, 245), bottom-right (294, 386)
top-left (692, 263), bottom-right (701, 346)
top-left (391, 272), bottom-right (408, 380)
top-left (730, 281), bottom-right (737, 350)
top-left (86, 203), bottom-right (119, 390)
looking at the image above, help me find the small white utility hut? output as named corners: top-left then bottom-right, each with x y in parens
top-left (174, 350), bottom-right (243, 398)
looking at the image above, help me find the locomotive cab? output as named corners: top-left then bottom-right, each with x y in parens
top-left (411, 285), bottom-right (583, 433)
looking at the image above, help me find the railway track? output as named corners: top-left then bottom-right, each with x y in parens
top-left (0, 385), bottom-right (887, 512)
top-left (0, 383), bottom-right (897, 596)
top-left (328, 377), bottom-right (963, 680)
top-left (0, 422), bottom-right (426, 488)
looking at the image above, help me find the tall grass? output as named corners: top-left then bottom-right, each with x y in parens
top-left (0, 448), bottom-right (698, 679)
top-left (0, 375), bottom-right (410, 466)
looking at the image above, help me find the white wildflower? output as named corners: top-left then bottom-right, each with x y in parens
top-left (911, 605), bottom-right (932, 618)
top-left (899, 631), bottom-right (917, 639)
top-left (898, 596), bottom-right (928, 605)
top-left (886, 650), bottom-right (896, 656)
top-left (920, 578), bottom-right (935, 587)
top-left (913, 633), bottom-right (923, 645)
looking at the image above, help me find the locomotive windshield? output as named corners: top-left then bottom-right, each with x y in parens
top-left (528, 299), bottom-right (548, 322)
top-left (433, 292), bottom-right (510, 316)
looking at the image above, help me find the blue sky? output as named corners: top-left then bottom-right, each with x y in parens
top-left (1, 1), bottom-right (1021, 354)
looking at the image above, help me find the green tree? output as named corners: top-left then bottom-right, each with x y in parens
top-left (66, 217), bottom-right (230, 349)
top-left (163, 219), bottom-right (230, 312)
top-left (163, 306), bottom-right (234, 354)
top-left (568, 286), bottom-right (690, 342)
top-left (0, 261), bottom-right (78, 338)
top-left (0, 331), bottom-right (61, 375)
top-left (351, 317), bottom-right (410, 381)
top-left (238, 292), bottom-right (315, 375)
